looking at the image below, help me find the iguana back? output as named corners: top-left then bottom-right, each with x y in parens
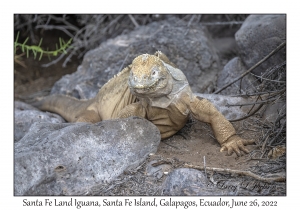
top-left (36, 66), bottom-right (137, 122)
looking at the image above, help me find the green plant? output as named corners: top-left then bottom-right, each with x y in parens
top-left (14, 31), bottom-right (72, 61)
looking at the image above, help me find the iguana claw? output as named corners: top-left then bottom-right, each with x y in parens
top-left (220, 135), bottom-right (256, 156)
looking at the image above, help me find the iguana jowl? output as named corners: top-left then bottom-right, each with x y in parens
top-left (36, 51), bottom-right (254, 156)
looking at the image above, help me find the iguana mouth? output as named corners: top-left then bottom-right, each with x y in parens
top-left (131, 78), bottom-right (161, 91)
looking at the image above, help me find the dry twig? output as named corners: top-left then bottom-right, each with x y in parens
top-left (214, 41), bottom-right (286, 94)
top-left (184, 163), bottom-right (285, 183)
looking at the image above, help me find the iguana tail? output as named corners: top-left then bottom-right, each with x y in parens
top-left (33, 94), bottom-right (97, 123)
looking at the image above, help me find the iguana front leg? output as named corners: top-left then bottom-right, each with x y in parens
top-left (117, 102), bottom-right (146, 119)
top-left (189, 96), bottom-right (255, 156)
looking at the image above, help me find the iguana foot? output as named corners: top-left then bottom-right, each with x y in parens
top-left (220, 135), bottom-right (256, 157)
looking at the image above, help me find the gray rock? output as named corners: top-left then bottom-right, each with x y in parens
top-left (262, 102), bottom-right (286, 123)
top-left (14, 101), bottom-right (65, 142)
top-left (51, 16), bottom-right (220, 99)
top-left (212, 37), bottom-right (239, 60)
top-left (216, 57), bottom-right (258, 95)
top-left (162, 168), bottom-right (237, 195)
top-left (14, 117), bottom-right (160, 195)
top-left (235, 15), bottom-right (286, 76)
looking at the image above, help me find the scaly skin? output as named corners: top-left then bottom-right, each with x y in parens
top-left (35, 51), bottom-right (255, 156)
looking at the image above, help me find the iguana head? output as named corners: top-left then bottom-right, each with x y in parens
top-left (128, 54), bottom-right (172, 97)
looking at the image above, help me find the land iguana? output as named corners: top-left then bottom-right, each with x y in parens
top-left (35, 51), bottom-right (255, 156)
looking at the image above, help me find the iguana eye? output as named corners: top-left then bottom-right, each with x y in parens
top-left (152, 69), bottom-right (158, 76)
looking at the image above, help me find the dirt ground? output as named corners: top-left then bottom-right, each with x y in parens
top-left (154, 120), bottom-right (259, 171)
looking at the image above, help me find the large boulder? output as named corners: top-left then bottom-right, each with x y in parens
top-left (14, 117), bottom-right (160, 195)
top-left (14, 101), bottom-right (65, 142)
top-left (235, 15), bottom-right (286, 76)
top-left (216, 57), bottom-right (258, 95)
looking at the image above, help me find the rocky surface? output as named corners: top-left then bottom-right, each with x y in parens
top-left (235, 14), bottom-right (286, 76)
top-left (14, 117), bottom-right (160, 195)
top-left (162, 168), bottom-right (236, 196)
top-left (216, 57), bottom-right (258, 95)
top-left (14, 101), bottom-right (65, 142)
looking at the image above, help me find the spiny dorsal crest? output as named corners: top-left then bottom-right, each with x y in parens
top-left (131, 54), bottom-right (163, 78)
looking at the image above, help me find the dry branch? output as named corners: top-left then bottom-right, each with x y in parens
top-left (184, 163), bottom-right (285, 183)
top-left (128, 15), bottom-right (140, 28)
top-left (214, 41), bottom-right (286, 94)
top-left (200, 21), bottom-right (244, 25)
